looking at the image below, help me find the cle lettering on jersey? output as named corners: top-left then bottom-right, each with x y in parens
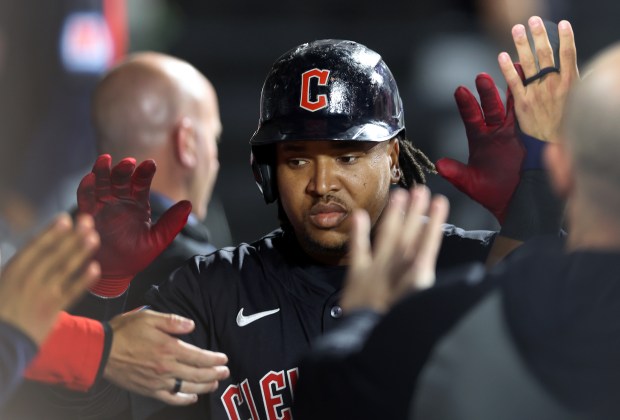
top-left (221, 368), bottom-right (299, 420)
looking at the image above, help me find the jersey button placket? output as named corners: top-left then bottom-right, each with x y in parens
top-left (323, 294), bottom-right (342, 330)
top-left (330, 305), bottom-right (343, 319)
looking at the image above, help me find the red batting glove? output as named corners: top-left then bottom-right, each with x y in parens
top-left (435, 72), bottom-right (525, 224)
top-left (77, 155), bottom-right (192, 297)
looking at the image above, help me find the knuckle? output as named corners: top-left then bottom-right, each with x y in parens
top-left (538, 48), bottom-right (552, 59)
top-left (207, 381), bottom-right (220, 393)
top-left (152, 360), bottom-right (173, 376)
top-left (161, 339), bottom-right (181, 355)
top-left (199, 367), bottom-right (220, 382)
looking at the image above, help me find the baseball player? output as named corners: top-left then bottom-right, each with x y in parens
top-left (20, 38), bottom-right (559, 419)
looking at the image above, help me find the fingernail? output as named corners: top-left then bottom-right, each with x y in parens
top-left (391, 188), bottom-right (407, 202)
top-left (559, 20), bottom-right (570, 31)
top-left (528, 16), bottom-right (541, 27)
top-left (89, 261), bottom-right (101, 277)
top-left (498, 52), bottom-right (510, 63)
top-left (85, 232), bottom-right (100, 249)
top-left (55, 214), bottom-right (72, 230)
top-left (173, 315), bottom-right (195, 328)
top-left (76, 218), bottom-right (94, 234)
top-left (513, 24), bottom-right (526, 37)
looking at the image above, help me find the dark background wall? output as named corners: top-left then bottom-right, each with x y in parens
top-left (1, 0), bottom-right (617, 255)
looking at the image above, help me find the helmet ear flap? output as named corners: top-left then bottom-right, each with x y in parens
top-left (251, 152), bottom-right (278, 204)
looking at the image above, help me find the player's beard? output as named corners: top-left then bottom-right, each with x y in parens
top-left (299, 231), bottom-right (349, 263)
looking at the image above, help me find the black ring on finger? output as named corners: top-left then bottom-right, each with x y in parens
top-left (171, 378), bottom-right (182, 394)
top-left (524, 66), bottom-right (560, 86)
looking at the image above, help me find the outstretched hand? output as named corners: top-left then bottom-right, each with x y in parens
top-left (77, 154), bottom-right (192, 297)
top-left (498, 17), bottom-right (579, 142)
top-left (436, 73), bottom-right (525, 223)
top-left (0, 214), bottom-right (100, 344)
top-left (105, 309), bottom-right (230, 405)
top-left (340, 186), bottom-right (449, 314)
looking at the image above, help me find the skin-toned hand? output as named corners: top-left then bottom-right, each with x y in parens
top-left (105, 309), bottom-right (230, 405)
top-left (0, 213), bottom-right (100, 345)
top-left (498, 16), bottom-right (579, 142)
top-left (340, 186), bottom-right (449, 314)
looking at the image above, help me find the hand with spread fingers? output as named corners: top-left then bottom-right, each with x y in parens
top-left (436, 73), bottom-right (525, 223)
top-left (0, 214), bottom-right (100, 345)
top-left (340, 186), bottom-right (449, 314)
top-left (105, 309), bottom-right (230, 405)
top-left (498, 16), bottom-right (579, 143)
top-left (77, 154), bottom-right (192, 298)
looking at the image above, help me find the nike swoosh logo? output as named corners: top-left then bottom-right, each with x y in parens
top-left (236, 308), bottom-right (280, 327)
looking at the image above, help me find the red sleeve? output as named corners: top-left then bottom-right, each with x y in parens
top-left (103, 0), bottom-right (128, 64)
top-left (23, 311), bottom-right (104, 391)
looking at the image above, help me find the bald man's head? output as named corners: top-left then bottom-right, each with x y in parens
top-left (562, 43), bottom-right (620, 191)
top-left (91, 52), bottom-right (222, 220)
top-left (92, 52), bottom-right (218, 160)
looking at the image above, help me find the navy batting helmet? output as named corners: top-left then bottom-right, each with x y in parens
top-left (250, 39), bottom-right (405, 203)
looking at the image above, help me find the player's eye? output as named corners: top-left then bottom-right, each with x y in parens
top-left (288, 158), bottom-right (308, 168)
top-left (338, 155), bottom-right (359, 164)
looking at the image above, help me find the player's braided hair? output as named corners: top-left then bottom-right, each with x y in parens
top-left (396, 135), bottom-right (436, 187)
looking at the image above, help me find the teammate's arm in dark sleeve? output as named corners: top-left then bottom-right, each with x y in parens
top-left (294, 266), bottom-right (493, 420)
top-left (436, 224), bottom-right (496, 274)
top-left (0, 321), bottom-right (38, 407)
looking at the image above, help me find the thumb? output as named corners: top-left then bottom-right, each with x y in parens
top-left (151, 200), bottom-right (192, 251)
top-left (435, 158), bottom-right (471, 191)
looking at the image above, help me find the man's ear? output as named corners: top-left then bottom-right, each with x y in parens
top-left (389, 138), bottom-right (401, 184)
top-left (544, 140), bottom-right (574, 199)
top-left (174, 117), bottom-right (197, 168)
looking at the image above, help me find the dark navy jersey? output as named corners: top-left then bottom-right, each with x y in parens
top-left (0, 321), bottom-right (38, 407)
top-left (0, 224), bottom-right (495, 420)
top-left (135, 226), bottom-right (495, 420)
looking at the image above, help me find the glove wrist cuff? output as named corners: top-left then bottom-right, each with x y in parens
top-left (519, 132), bottom-right (547, 171)
top-left (89, 276), bottom-right (133, 298)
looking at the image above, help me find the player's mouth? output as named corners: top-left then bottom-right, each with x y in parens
top-left (309, 202), bottom-right (348, 229)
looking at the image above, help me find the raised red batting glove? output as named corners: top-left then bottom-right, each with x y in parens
top-left (77, 155), bottom-right (192, 297)
top-left (435, 72), bottom-right (525, 224)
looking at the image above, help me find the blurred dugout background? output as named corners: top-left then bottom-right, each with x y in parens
top-left (0, 0), bottom-right (614, 261)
